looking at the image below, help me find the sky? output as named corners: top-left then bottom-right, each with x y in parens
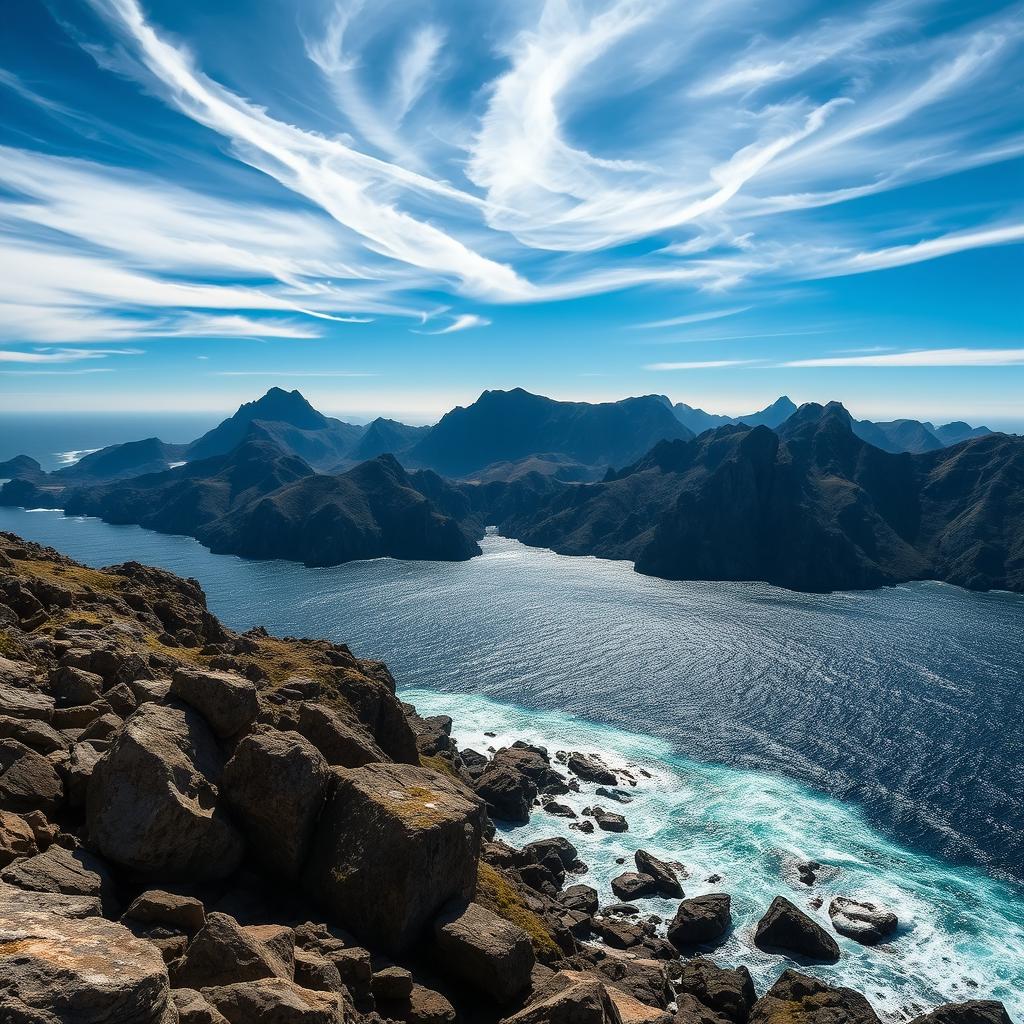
top-left (0, 0), bottom-right (1022, 426)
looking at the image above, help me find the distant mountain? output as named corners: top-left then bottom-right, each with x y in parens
top-left (671, 396), bottom-right (798, 433)
top-left (406, 388), bottom-right (693, 478)
top-left (0, 455), bottom-right (44, 481)
top-left (4, 438), bottom-right (478, 567)
top-left (53, 437), bottom-right (188, 483)
top-left (344, 417), bottom-right (430, 464)
top-left (493, 402), bottom-right (1022, 592)
top-left (851, 417), bottom-right (993, 454)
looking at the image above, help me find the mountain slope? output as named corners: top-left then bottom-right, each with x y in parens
top-left (499, 403), bottom-right (1022, 592)
top-left (53, 437), bottom-right (189, 483)
top-left (407, 388), bottom-right (694, 477)
top-left (671, 396), bottom-right (797, 433)
top-left (345, 417), bottom-right (430, 463)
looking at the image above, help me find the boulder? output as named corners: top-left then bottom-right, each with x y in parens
top-left (0, 809), bottom-right (38, 867)
top-left (908, 1002), bottom-right (1013, 1024)
top-left (1, 844), bottom-right (117, 916)
top-left (748, 969), bottom-right (879, 1024)
top-left (611, 872), bottom-right (659, 901)
top-left (295, 702), bottom-right (386, 767)
top-left (171, 912), bottom-right (293, 989)
top-left (0, 881), bottom-right (102, 918)
top-left (502, 974), bottom-right (622, 1024)
top-left (66, 741), bottom-right (103, 808)
top-left (0, 682), bottom-right (54, 722)
top-left (304, 762), bottom-right (484, 953)
top-left (382, 983), bottom-right (458, 1024)
top-left (475, 761), bottom-right (537, 823)
top-left (592, 915), bottom-right (648, 949)
top-left (293, 948), bottom-right (344, 993)
top-left (634, 850), bottom-right (683, 898)
top-left (0, 715), bottom-right (67, 754)
top-left (675, 993), bottom-right (733, 1024)
top-left (201, 978), bottom-right (341, 1024)
top-left (567, 753), bottom-right (618, 785)
top-left (372, 964), bottom-right (414, 1000)
top-left (667, 894), bottom-right (731, 948)
top-left (221, 730), bottom-right (329, 879)
top-left (0, 738), bottom-right (63, 813)
top-left (86, 702), bottom-right (244, 879)
top-left (828, 897), bottom-right (898, 945)
top-left (172, 988), bottom-right (231, 1024)
top-left (0, 909), bottom-right (172, 1024)
top-left (434, 900), bottom-right (535, 1002)
top-left (49, 665), bottom-right (105, 707)
top-left (594, 809), bottom-right (628, 832)
top-left (170, 668), bottom-right (258, 739)
top-left (123, 889), bottom-right (206, 934)
top-left (560, 884), bottom-right (599, 915)
top-left (753, 897), bottom-right (840, 963)
top-left (677, 958), bottom-right (756, 1023)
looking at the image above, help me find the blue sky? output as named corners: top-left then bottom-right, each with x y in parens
top-left (1, 0), bottom-right (1022, 426)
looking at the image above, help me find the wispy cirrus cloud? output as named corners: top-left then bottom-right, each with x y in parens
top-left (0, 347), bottom-right (142, 363)
top-left (414, 314), bottom-right (491, 335)
top-left (645, 359), bottom-right (756, 370)
top-left (632, 307), bottom-right (752, 329)
top-left (782, 348), bottom-right (1024, 367)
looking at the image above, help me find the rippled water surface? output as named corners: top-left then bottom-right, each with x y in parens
top-left (1, 508), bottom-right (1022, 1018)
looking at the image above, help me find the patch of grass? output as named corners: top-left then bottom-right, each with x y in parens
top-left (0, 629), bottom-right (28, 660)
top-left (379, 784), bottom-right (454, 829)
top-left (475, 861), bottom-right (560, 959)
top-left (16, 559), bottom-right (125, 594)
top-left (142, 632), bottom-right (209, 667)
top-left (419, 754), bottom-right (459, 779)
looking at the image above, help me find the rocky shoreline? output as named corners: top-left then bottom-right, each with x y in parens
top-left (0, 530), bottom-right (1014, 1024)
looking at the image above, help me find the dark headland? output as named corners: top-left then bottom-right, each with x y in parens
top-left (0, 532), bottom-right (1014, 1024)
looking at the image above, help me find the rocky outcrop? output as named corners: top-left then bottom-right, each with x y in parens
top-left (908, 1002), bottom-right (1013, 1024)
top-left (170, 668), bottom-right (258, 739)
top-left (753, 897), bottom-right (840, 963)
top-left (0, 910), bottom-right (174, 1023)
top-left (667, 894), bottom-right (731, 948)
top-left (433, 900), bottom-right (535, 1002)
top-left (303, 762), bottom-right (485, 952)
top-left (634, 851), bottom-right (683, 898)
top-left (677, 959), bottom-right (755, 1023)
top-left (747, 969), bottom-right (879, 1024)
top-left (86, 701), bottom-right (244, 880)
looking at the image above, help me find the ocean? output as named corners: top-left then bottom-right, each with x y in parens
top-left (0, 508), bottom-right (1021, 1018)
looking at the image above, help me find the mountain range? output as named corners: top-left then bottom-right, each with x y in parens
top-left (1, 388), bottom-right (1017, 592)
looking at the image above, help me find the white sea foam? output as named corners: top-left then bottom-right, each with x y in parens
top-left (54, 448), bottom-right (100, 465)
top-left (405, 687), bottom-right (1024, 1022)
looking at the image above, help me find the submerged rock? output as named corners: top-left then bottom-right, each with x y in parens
top-left (567, 752), bottom-right (618, 785)
top-left (754, 896), bottom-right (840, 963)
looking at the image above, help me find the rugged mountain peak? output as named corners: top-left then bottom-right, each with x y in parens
top-left (241, 388), bottom-right (328, 430)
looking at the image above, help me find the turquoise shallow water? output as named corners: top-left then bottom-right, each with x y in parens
top-left (0, 507), bottom-right (1022, 1019)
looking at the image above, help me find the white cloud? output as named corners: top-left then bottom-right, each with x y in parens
top-left (632, 306), bottom-right (752, 329)
top-left (0, 347), bottom-right (142, 363)
top-left (414, 313), bottom-right (492, 335)
top-left (839, 223), bottom-right (1024, 275)
top-left (645, 359), bottom-right (755, 370)
top-left (213, 370), bottom-right (378, 377)
top-left (782, 348), bottom-right (1024, 367)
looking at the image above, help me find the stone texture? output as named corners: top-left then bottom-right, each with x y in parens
top-left (434, 900), bottom-right (535, 1002)
top-left (49, 666), bottom-right (105, 708)
top-left (748, 969), bottom-right (879, 1024)
top-left (201, 979), bottom-right (341, 1024)
top-left (753, 897), bottom-right (840, 963)
top-left (475, 761), bottom-right (537, 823)
top-left (634, 850), bottom-right (683, 898)
top-left (611, 872), bottom-right (659, 901)
top-left (304, 762), bottom-right (484, 953)
top-left (1, 844), bottom-right (117, 916)
top-left (908, 1003), bottom-right (1013, 1024)
top-left (172, 988), bottom-right (230, 1024)
top-left (502, 973), bottom-right (621, 1024)
top-left (677, 959), bottom-right (756, 1024)
top-left (86, 702), bottom-right (244, 880)
top-left (828, 897), bottom-right (898, 945)
top-left (0, 682), bottom-right (54, 722)
top-left (295, 702), bottom-right (386, 767)
top-left (0, 909), bottom-right (172, 1024)
top-left (171, 912), bottom-right (294, 989)
top-left (221, 730), bottom-right (329, 879)
top-left (0, 881), bottom-right (102, 918)
top-left (0, 809), bottom-right (38, 867)
top-left (123, 889), bottom-right (206, 934)
top-left (170, 668), bottom-right (258, 739)
top-left (667, 894), bottom-right (732, 948)
top-left (0, 738), bottom-right (63, 813)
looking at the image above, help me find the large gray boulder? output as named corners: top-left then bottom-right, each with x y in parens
top-left (221, 730), bottom-right (329, 879)
top-left (304, 762), bottom-right (485, 953)
top-left (0, 681), bottom-right (54, 722)
top-left (170, 668), bottom-right (258, 739)
top-left (634, 850), bottom-right (683, 898)
top-left (0, 738), bottom-right (63, 813)
top-left (748, 969), bottom-right (879, 1024)
top-left (677, 958), bottom-right (755, 1023)
top-left (49, 666), bottom-right (105, 707)
top-left (170, 912), bottom-right (293, 989)
top-left (86, 702), bottom-right (244, 880)
top-left (0, 909), bottom-right (173, 1023)
top-left (433, 900), bottom-right (535, 1002)
top-left (828, 897), bottom-right (898, 945)
top-left (753, 897), bottom-right (840, 963)
top-left (502, 972), bottom-right (622, 1024)
top-left (474, 760), bottom-right (537, 823)
top-left (201, 979), bottom-right (340, 1024)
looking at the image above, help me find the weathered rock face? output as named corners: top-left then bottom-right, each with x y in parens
top-left (0, 909), bottom-right (172, 1024)
top-left (560, 884), bottom-right (599, 916)
top-left (170, 668), bottom-right (258, 739)
top-left (200, 978), bottom-right (341, 1024)
top-left (753, 897), bottom-right (840, 963)
top-left (667, 894), bottom-right (732, 948)
top-left (0, 809), bottom-right (40, 866)
top-left (172, 988), bottom-right (230, 1024)
top-left (677, 959), bottom-right (756, 1024)
top-left (49, 665), bottom-right (105, 707)
top-left (86, 701), bottom-right (244, 880)
top-left (0, 681), bottom-right (54, 721)
top-left (502, 972), bottom-right (622, 1024)
top-left (434, 900), bottom-right (535, 1002)
top-left (748, 969), bottom-right (879, 1024)
top-left (0, 738), bottom-right (63, 813)
top-left (170, 912), bottom-right (293, 989)
top-left (123, 890), bottom-right (206, 935)
top-left (1, 844), bottom-right (117, 916)
top-left (828, 897), bottom-right (898, 945)
top-left (611, 872), bottom-right (659, 901)
top-left (475, 761), bottom-right (538, 823)
top-left (907, 1002), bottom-right (1013, 1024)
top-left (567, 753), bottom-right (617, 785)
top-left (221, 730), bottom-right (329, 880)
top-left (304, 762), bottom-right (484, 953)
top-left (295, 702), bottom-right (386, 767)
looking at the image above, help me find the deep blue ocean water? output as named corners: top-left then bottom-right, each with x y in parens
top-left (0, 507), bottom-right (1021, 1019)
